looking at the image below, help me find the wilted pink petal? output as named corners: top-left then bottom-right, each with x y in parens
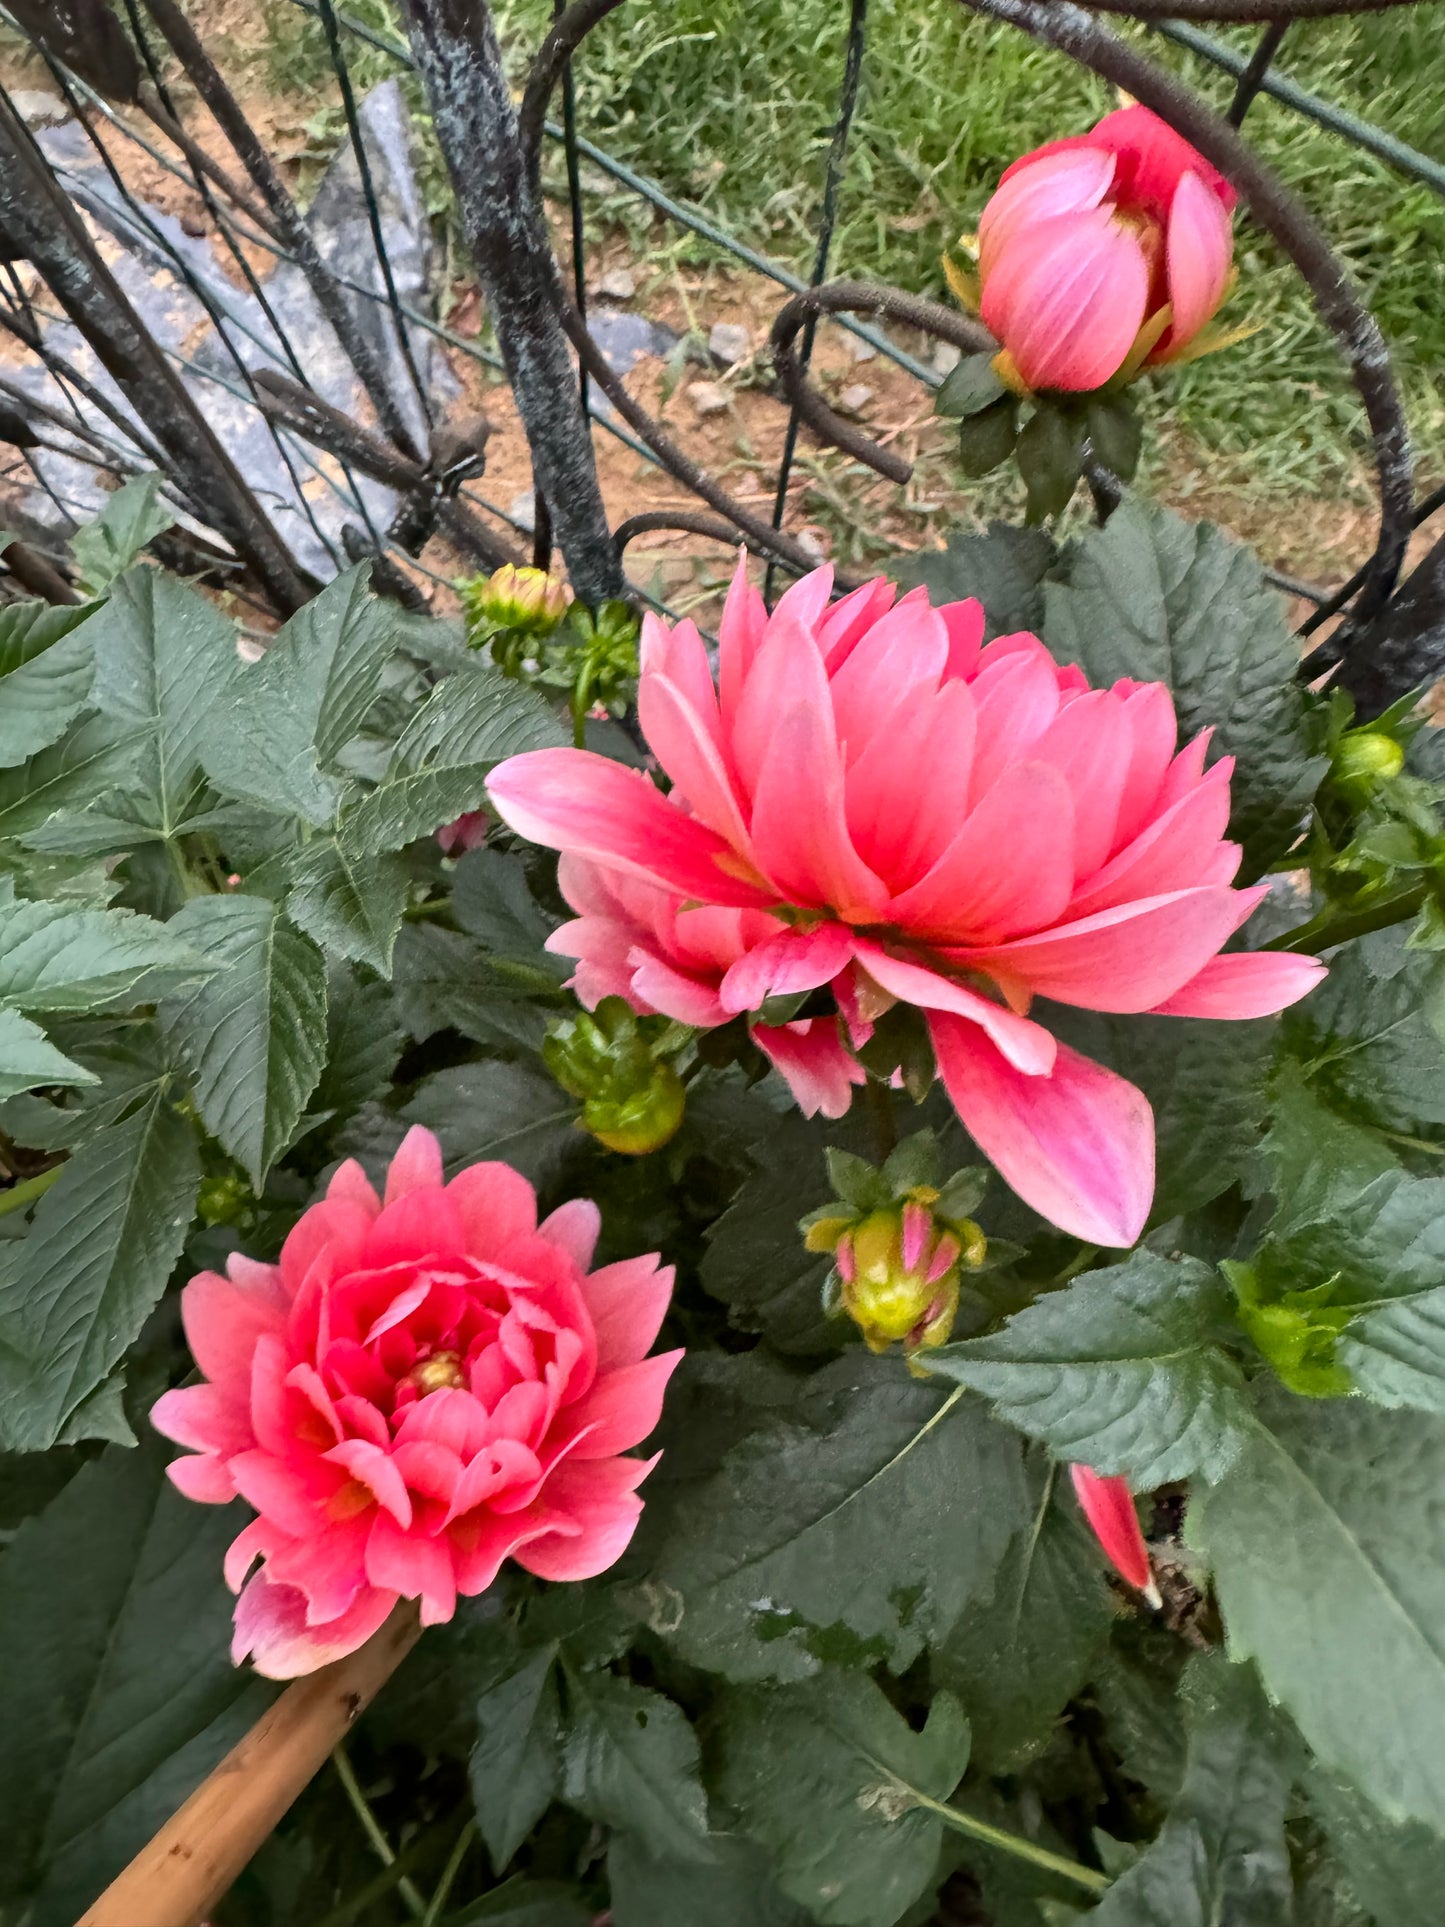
top-left (155, 1128), bottom-right (678, 1677)
top-left (1070, 1465), bottom-right (1160, 1606)
top-left (753, 1018), bottom-right (867, 1119)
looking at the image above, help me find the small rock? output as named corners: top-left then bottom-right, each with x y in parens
top-left (9, 90), bottom-right (69, 129)
top-left (931, 340), bottom-right (963, 377)
top-left (594, 266), bottom-right (636, 302)
top-left (708, 321), bottom-right (752, 366)
top-left (687, 381), bottom-right (731, 418)
top-left (796, 531), bottom-right (827, 563)
top-left (508, 489), bottom-right (537, 534)
top-left (838, 383), bottom-right (876, 415)
top-left (846, 335), bottom-right (878, 364)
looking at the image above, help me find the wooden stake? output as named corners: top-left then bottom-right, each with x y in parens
top-left (76, 1604), bottom-right (422, 1927)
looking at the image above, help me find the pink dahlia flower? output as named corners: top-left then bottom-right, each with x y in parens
top-left (438, 809), bottom-right (489, 856)
top-left (487, 559), bottom-right (1323, 1248)
top-left (977, 105), bottom-right (1237, 393)
top-left (152, 1126), bottom-right (680, 1678)
top-left (1071, 1465), bottom-right (1160, 1608)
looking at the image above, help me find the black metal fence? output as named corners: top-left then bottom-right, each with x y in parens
top-left (0, 0), bottom-right (1440, 712)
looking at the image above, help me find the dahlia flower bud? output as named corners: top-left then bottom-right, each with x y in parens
top-left (544, 996), bottom-right (687, 1156)
top-left (437, 809), bottom-right (489, 857)
top-left (1070, 1466), bottom-right (1161, 1608)
top-left (1332, 727), bottom-right (1405, 790)
top-left (462, 563), bottom-right (570, 641)
top-left (152, 1125), bottom-right (680, 1677)
top-left (805, 1136), bottom-right (987, 1364)
top-left (974, 106), bottom-right (1237, 394)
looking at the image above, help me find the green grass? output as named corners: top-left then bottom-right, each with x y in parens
top-left (266, 0), bottom-right (1445, 515)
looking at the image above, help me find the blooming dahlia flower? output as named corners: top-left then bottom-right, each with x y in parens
top-left (153, 1126), bottom-right (679, 1677)
top-left (977, 105), bottom-right (1237, 393)
top-left (487, 559), bottom-right (1324, 1248)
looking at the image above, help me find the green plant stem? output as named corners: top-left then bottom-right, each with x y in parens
top-left (331, 1744), bottom-right (427, 1920)
top-left (864, 1075), bottom-right (898, 1160)
top-left (420, 1819), bottom-right (476, 1927)
top-left (910, 1790), bottom-right (1111, 1894)
top-left (1265, 881), bottom-right (1428, 954)
top-left (0, 1163), bottom-right (64, 1219)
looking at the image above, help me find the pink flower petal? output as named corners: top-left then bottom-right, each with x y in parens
top-left (1150, 949), bottom-right (1326, 1019)
top-left (511, 1455), bottom-right (657, 1582)
top-left (844, 678), bottom-right (977, 889)
top-left (718, 921), bottom-right (855, 1017)
top-left (887, 760), bottom-right (1076, 944)
top-left (232, 1570), bottom-right (399, 1678)
top-left (487, 749), bottom-right (774, 908)
top-left (1071, 1465), bottom-right (1157, 1600)
top-left (638, 669), bottom-right (754, 853)
top-left (753, 1017), bottom-right (867, 1118)
top-left (446, 1160), bottom-right (538, 1254)
top-left (931, 1014), bottom-right (1154, 1246)
top-left (981, 209), bottom-right (1151, 393)
top-left (939, 599), bottom-right (984, 681)
top-left (384, 1125), bottom-right (444, 1203)
top-left (952, 885), bottom-right (1251, 1013)
top-left (538, 1197), bottom-right (602, 1270)
top-left (816, 575), bottom-right (898, 668)
top-left (979, 145), bottom-right (1116, 275)
top-left (365, 1512), bottom-right (457, 1627)
top-left (165, 1452), bottom-right (236, 1503)
top-left (581, 1255), bottom-right (675, 1372)
top-left (748, 699), bottom-right (892, 922)
top-left (626, 951), bottom-right (730, 1027)
top-left (850, 939), bottom-right (1056, 1075)
top-left (326, 1158), bottom-right (382, 1217)
top-left (556, 1349), bottom-right (684, 1459)
top-left (1067, 761), bottom-right (1233, 917)
top-left (179, 1267), bottom-right (288, 1403)
top-left (718, 552), bottom-right (769, 731)
top-left (1156, 167), bottom-right (1234, 359)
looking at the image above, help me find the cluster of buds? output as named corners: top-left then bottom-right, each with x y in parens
top-left (460, 563), bottom-right (571, 647)
top-left (804, 1134), bottom-right (987, 1368)
top-left (543, 996), bottom-right (689, 1156)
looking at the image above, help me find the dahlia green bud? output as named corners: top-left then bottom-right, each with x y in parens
top-left (804, 1140), bottom-right (988, 1363)
top-left (196, 1169), bottom-right (254, 1229)
top-left (461, 564), bottom-right (570, 643)
top-left (1333, 727), bottom-right (1405, 789)
top-left (543, 997), bottom-right (687, 1156)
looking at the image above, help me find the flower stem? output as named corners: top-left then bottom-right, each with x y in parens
top-left (332, 1743), bottom-right (427, 1919)
top-left (420, 1819), bottom-right (476, 1927)
top-left (910, 1790), bottom-right (1110, 1894)
top-left (1265, 881), bottom-right (1427, 954)
top-left (0, 1163), bottom-right (64, 1220)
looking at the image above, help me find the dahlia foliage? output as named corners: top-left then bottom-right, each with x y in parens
top-left (2, 109), bottom-right (1443, 1927)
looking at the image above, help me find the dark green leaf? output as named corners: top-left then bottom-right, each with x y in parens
top-left (0, 886), bottom-right (211, 1014)
top-left (70, 473), bottom-right (174, 594)
top-left (0, 1441), bottom-right (271, 1926)
top-left (646, 1352), bottom-right (1026, 1681)
top-left (200, 566), bottom-right (398, 825)
top-left (447, 1879), bottom-right (592, 1927)
top-left (341, 663), bottom-right (565, 857)
top-left (957, 395), bottom-right (1019, 478)
top-left (0, 599), bottom-right (99, 767)
top-left (452, 847), bottom-right (565, 979)
top-left (713, 1669), bottom-right (970, 1927)
top-left (286, 836), bottom-right (408, 974)
top-left (1282, 933), bottom-right (1445, 1139)
top-left (85, 567), bottom-right (242, 836)
top-left (608, 1833), bottom-right (812, 1927)
top-left (1308, 1769), bottom-right (1445, 1927)
top-left (1090, 1656), bottom-right (1293, 1927)
top-left (0, 714), bottom-right (145, 841)
top-left (935, 352), bottom-right (1008, 419)
top-left (158, 895), bottom-right (327, 1189)
top-left (1043, 501), bottom-right (1326, 872)
top-left (1189, 1383), bottom-right (1445, 1829)
top-left (1016, 403), bottom-right (1084, 521)
top-left (399, 1061), bottom-right (578, 1187)
top-left (560, 1669), bottom-right (709, 1862)
top-left (313, 965), bottom-right (404, 1124)
top-left (389, 920), bottom-right (550, 1052)
top-left (893, 522), bottom-right (1054, 637)
top-left (929, 1253), bottom-right (1249, 1486)
top-left (934, 1453), bottom-right (1113, 1772)
top-left (0, 1007), bottom-right (95, 1098)
top-left (470, 1649), bottom-right (563, 1871)
top-left (0, 1089), bottom-right (199, 1449)
top-left (1085, 396), bottom-right (1142, 484)
top-left (0, 1018), bottom-right (174, 1151)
